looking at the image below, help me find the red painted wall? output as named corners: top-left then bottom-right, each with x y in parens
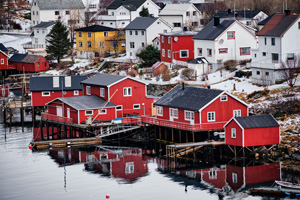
top-left (244, 126), bottom-right (280, 147)
top-left (83, 85), bottom-right (109, 100)
top-left (225, 119), bottom-right (243, 146)
top-left (201, 167), bottom-right (226, 189)
top-left (226, 165), bottom-right (244, 191)
top-left (32, 90), bottom-right (82, 107)
top-left (156, 106), bottom-right (199, 124)
top-left (0, 52), bottom-right (9, 70)
top-left (16, 57), bottom-right (49, 72)
top-left (78, 107), bottom-right (116, 124)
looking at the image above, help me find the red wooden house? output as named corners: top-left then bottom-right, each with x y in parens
top-left (9, 53), bottom-right (49, 72)
top-left (160, 30), bottom-right (197, 64)
top-left (224, 115), bottom-right (280, 147)
top-left (30, 75), bottom-right (87, 107)
top-left (226, 162), bottom-right (281, 191)
top-left (201, 166), bottom-right (227, 191)
top-left (143, 85), bottom-right (248, 131)
top-left (0, 43), bottom-right (15, 70)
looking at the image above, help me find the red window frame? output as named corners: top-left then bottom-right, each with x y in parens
top-left (198, 48), bottom-right (202, 56)
top-left (227, 31), bottom-right (235, 39)
top-left (240, 47), bottom-right (251, 55)
top-left (207, 48), bottom-right (212, 57)
top-left (219, 48), bottom-right (228, 54)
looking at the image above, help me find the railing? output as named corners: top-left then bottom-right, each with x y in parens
top-left (142, 116), bottom-right (225, 131)
top-left (122, 117), bottom-right (142, 125)
top-left (41, 112), bottom-right (73, 124)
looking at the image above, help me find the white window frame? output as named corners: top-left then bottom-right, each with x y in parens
top-left (88, 32), bottom-right (92, 37)
top-left (42, 91), bottom-right (50, 96)
top-left (207, 112), bottom-right (215, 122)
top-left (100, 88), bottom-right (105, 97)
top-left (161, 36), bottom-right (164, 43)
top-left (168, 37), bottom-right (171, 44)
top-left (1, 59), bottom-right (4, 64)
top-left (231, 128), bottom-right (236, 138)
top-left (133, 104), bottom-right (140, 109)
top-left (123, 87), bottom-right (132, 96)
top-left (98, 109), bottom-right (107, 115)
top-left (232, 172), bottom-right (237, 183)
top-left (168, 50), bottom-right (171, 58)
top-left (103, 31), bottom-right (108, 37)
top-left (85, 110), bottom-right (93, 115)
top-left (116, 105), bottom-right (123, 110)
top-left (180, 50), bottom-right (189, 58)
top-left (170, 108), bottom-right (178, 119)
top-left (157, 106), bottom-right (163, 116)
top-left (220, 95), bottom-right (227, 101)
top-left (209, 170), bottom-right (217, 179)
top-left (78, 41), bottom-right (83, 47)
top-left (233, 110), bottom-right (241, 117)
top-left (74, 90), bottom-right (79, 95)
top-left (162, 49), bottom-right (165, 57)
top-left (86, 86), bottom-right (91, 95)
top-left (125, 162), bottom-right (134, 174)
top-left (184, 110), bottom-right (194, 121)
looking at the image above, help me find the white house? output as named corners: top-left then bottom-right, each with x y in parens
top-left (23, 21), bottom-right (55, 55)
top-left (159, 3), bottom-right (203, 31)
top-left (82, 0), bottom-right (99, 13)
top-left (192, 17), bottom-right (258, 71)
top-left (124, 17), bottom-right (172, 59)
top-left (31, 0), bottom-right (85, 26)
top-left (93, 0), bottom-right (160, 29)
top-left (251, 11), bottom-right (300, 85)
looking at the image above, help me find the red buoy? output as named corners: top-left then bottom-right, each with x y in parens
top-left (29, 145), bottom-right (33, 150)
top-left (106, 194), bottom-right (110, 199)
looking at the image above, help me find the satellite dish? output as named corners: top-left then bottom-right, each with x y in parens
top-left (219, 39), bottom-right (224, 44)
top-left (174, 37), bottom-right (178, 42)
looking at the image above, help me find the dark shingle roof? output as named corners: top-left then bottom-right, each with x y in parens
top-left (257, 14), bottom-right (299, 37)
top-left (75, 25), bottom-right (117, 32)
top-left (107, 0), bottom-right (146, 11)
top-left (0, 43), bottom-right (8, 52)
top-left (56, 95), bottom-right (116, 110)
top-left (30, 75), bottom-right (87, 92)
top-left (81, 73), bottom-right (126, 87)
top-left (154, 85), bottom-right (223, 111)
top-left (34, 21), bottom-right (55, 28)
top-left (193, 19), bottom-right (235, 40)
top-left (8, 53), bottom-right (27, 63)
top-left (125, 17), bottom-right (159, 30)
top-left (235, 115), bottom-right (279, 129)
top-left (258, 12), bottom-right (281, 26)
top-left (36, 0), bottom-right (85, 10)
top-left (213, 10), bottom-right (261, 19)
top-left (22, 55), bottom-right (42, 64)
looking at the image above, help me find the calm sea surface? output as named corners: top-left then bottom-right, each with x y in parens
top-left (0, 125), bottom-right (294, 200)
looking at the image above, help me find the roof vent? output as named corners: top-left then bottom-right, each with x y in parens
top-left (227, 8), bottom-right (231, 14)
top-left (183, 26), bottom-right (188, 31)
top-left (285, 9), bottom-right (291, 15)
top-left (214, 16), bottom-right (220, 26)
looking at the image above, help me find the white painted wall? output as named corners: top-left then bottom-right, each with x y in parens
top-left (159, 15), bottom-right (183, 32)
top-left (31, 24), bottom-right (54, 48)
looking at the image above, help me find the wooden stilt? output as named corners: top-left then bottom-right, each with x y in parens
top-left (171, 128), bottom-right (174, 143)
top-left (186, 131), bottom-right (188, 143)
top-left (192, 131), bottom-right (195, 143)
top-left (20, 103), bottom-right (24, 132)
top-left (9, 108), bottom-right (12, 132)
top-left (40, 121), bottom-right (44, 141)
top-left (46, 121), bottom-right (49, 140)
top-left (179, 130), bottom-right (181, 143)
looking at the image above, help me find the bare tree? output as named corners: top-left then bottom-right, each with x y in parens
top-left (280, 55), bottom-right (300, 87)
top-left (105, 29), bottom-right (125, 56)
top-left (200, 2), bottom-right (228, 26)
top-left (181, 68), bottom-right (197, 81)
top-left (68, 6), bottom-right (84, 47)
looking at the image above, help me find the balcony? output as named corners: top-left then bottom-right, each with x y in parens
top-left (141, 116), bottom-right (225, 131)
top-left (23, 42), bottom-right (45, 49)
top-left (95, 15), bottom-right (130, 21)
top-left (41, 113), bottom-right (73, 124)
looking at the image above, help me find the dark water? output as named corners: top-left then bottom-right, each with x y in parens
top-left (0, 125), bottom-right (297, 200)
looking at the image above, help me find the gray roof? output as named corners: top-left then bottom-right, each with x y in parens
top-left (55, 95), bottom-right (117, 110)
top-left (8, 53), bottom-right (27, 63)
top-left (188, 57), bottom-right (209, 64)
top-left (160, 30), bottom-right (197, 36)
top-left (34, 21), bottom-right (55, 28)
top-left (193, 19), bottom-right (235, 40)
top-left (22, 54), bottom-right (42, 63)
top-left (30, 75), bottom-right (87, 91)
top-left (0, 43), bottom-right (8, 52)
top-left (212, 10), bottom-right (261, 19)
top-left (107, 0), bottom-right (146, 11)
top-left (235, 115), bottom-right (280, 129)
top-left (154, 85), bottom-right (223, 111)
top-left (125, 17), bottom-right (159, 30)
top-left (36, 0), bottom-right (85, 10)
top-left (81, 73), bottom-right (126, 87)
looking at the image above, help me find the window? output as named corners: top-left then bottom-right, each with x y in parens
top-left (123, 87), bottom-right (132, 96)
top-left (37, 29), bottom-right (39, 34)
top-left (180, 50), bottom-right (188, 58)
top-left (170, 108), bottom-right (178, 119)
top-left (42, 91), bottom-right (50, 96)
top-left (133, 104), bottom-right (140, 109)
top-left (209, 170), bottom-right (217, 179)
top-left (272, 53), bottom-right (279, 63)
top-left (32, 11), bottom-right (35, 15)
top-left (129, 31), bottom-right (132, 35)
top-left (299, 22), bottom-right (300, 29)
top-left (88, 32), bottom-right (92, 37)
top-left (33, 21), bottom-right (35, 25)
top-left (207, 112), bottom-right (215, 122)
top-left (103, 32), bottom-right (108, 37)
top-left (207, 49), bottom-right (212, 57)
top-left (98, 109), bottom-right (107, 114)
top-left (78, 32), bottom-right (82, 37)
top-left (192, 22), bottom-right (198, 27)
top-left (232, 172), bottom-right (237, 183)
top-left (231, 128), bottom-right (236, 138)
top-left (42, 29), bottom-right (45, 34)
top-left (99, 41), bottom-right (105, 47)
top-left (141, 31), bottom-right (144, 35)
top-left (1, 59), bottom-right (4, 64)
top-left (185, 111), bottom-right (194, 121)
top-left (141, 42), bottom-right (145, 47)
top-left (227, 31), bottom-right (235, 39)
top-left (271, 38), bottom-right (275, 46)
top-left (74, 90), bottom-right (79, 95)
top-left (287, 53), bottom-right (294, 60)
top-left (264, 37), bottom-right (267, 45)
top-left (220, 95), bottom-right (227, 101)
top-left (219, 48), bottom-right (228, 54)
top-left (256, 71), bottom-right (260, 75)
top-left (85, 110), bottom-right (93, 115)
top-left (130, 42), bottom-right (135, 48)
top-left (157, 106), bottom-right (163, 116)
top-left (240, 47), bottom-right (250, 55)
top-left (135, 31), bottom-right (138, 35)
top-left (168, 37), bottom-right (171, 44)
top-left (125, 162), bottom-right (134, 174)
top-left (162, 49), bottom-right (165, 57)
top-left (186, 11), bottom-right (190, 16)
top-left (100, 88), bottom-right (105, 97)
top-left (198, 48), bottom-right (202, 56)
top-left (111, 11), bottom-right (114, 16)
top-left (246, 21), bottom-right (251, 25)
top-left (262, 52), bottom-right (266, 56)
top-left (173, 23), bottom-right (181, 27)
top-left (86, 86), bottom-right (91, 95)
top-left (65, 10), bottom-right (70, 15)
top-left (193, 11), bottom-right (197, 16)
top-left (233, 110), bottom-right (241, 117)
top-left (266, 72), bottom-right (269, 76)
top-left (161, 36), bottom-right (164, 43)
top-left (35, 38), bottom-right (38, 43)
top-left (87, 41), bottom-right (92, 47)
top-left (78, 41), bottom-right (83, 47)
top-left (55, 11), bottom-right (59, 15)
top-left (168, 50), bottom-right (171, 58)
top-left (116, 105), bottom-right (122, 110)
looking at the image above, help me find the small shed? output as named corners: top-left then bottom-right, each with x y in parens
top-left (224, 114), bottom-right (280, 147)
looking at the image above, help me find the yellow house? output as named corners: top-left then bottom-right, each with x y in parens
top-left (75, 25), bottom-right (126, 58)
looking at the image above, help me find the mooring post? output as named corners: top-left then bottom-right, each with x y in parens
top-left (21, 100), bottom-right (24, 132)
top-left (3, 106), bottom-right (6, 124)
top-left (171, 128), bottom-right (174, 143)
top-left (9, 108), bottom-right (12, 133)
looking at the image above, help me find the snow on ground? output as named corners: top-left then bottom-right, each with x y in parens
top-left (0, 34), bottom-right (31, 54)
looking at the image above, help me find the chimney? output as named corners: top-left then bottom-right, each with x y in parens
top-left (183, 26), bottom-right (188, 31)
top-left (150, 14), bottom-right (154, 18)
top-left (182, 82), bottom-right (185, 90)
top-left (227, 8), bottom-right (231, 15)
top-left (207, 85), bottom-right (210, 89)
top-left (214, 16), bottom-right (220, 26)
top-left (285, 9), bottom-right (291, 15)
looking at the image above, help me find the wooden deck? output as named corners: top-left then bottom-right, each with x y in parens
top-left (251, 186), bottom-right (300, 197)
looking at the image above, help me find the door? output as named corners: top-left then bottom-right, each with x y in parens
top-left (67, 108), bottom-right (70, 118)
top-left (56, 106), bottom-right (63, 117)
top-left (170, 108), bottom-right (178, 121)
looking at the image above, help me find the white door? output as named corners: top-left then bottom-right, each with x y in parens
top-left (170, 108), bottom-right (177, 121)
top-left (67, 108), bottom-right (70, 118)
top-left (57, 106), bottom-right (63, 117)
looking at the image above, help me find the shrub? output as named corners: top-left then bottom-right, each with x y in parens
top-left (181, 68), bottom-right (196, 80)
top-left (223, 60), bottom-right (237, 72)
top-left (162, 69), bottom-right (172, 81)
top-left (128, 69), bottom-right (138, 77)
